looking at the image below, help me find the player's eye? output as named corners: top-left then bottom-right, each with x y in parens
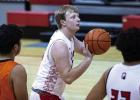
top-left (71, 15), bottom-right (76, 19)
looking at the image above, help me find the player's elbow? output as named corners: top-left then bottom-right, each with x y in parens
top-left (65, 79), bottom-right (73, 84)
top-left (63, 77), bottom-right (73, 84)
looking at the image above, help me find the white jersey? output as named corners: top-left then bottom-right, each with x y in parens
top-left (32, 30), bottom-right (74, 98)
top-left (106, 63), bottom-right (140, 100)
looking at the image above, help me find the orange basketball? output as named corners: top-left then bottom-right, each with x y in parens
top-left (84, 28), bottom-right (111, 55)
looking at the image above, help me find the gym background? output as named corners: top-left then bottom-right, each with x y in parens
top-left (0, 0), bottom-right (140, 45)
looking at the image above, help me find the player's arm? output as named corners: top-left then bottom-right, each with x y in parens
top-left (11, 64), bottom-right (28, 100)
top-left (86, 68), bottom-right (111, 100)
top-left (52, 41), bottom-right (92, 84)
top-left (73, 36), bottom-right (86, 55)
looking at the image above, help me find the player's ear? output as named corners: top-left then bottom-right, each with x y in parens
top-left (60, 19), bottom-right (66, 27)
top-left (13, 44), bottom-right (21, 56)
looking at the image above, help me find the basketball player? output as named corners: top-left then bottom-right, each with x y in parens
top-left (30, 5), bottom-right (93, 100)
top-left (86, 28), bottom-right (140, 100)
top-left (0, 24), bottom-right (28, 100)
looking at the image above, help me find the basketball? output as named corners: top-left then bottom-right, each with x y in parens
top-left (84, 28), bottom-right (111, 55)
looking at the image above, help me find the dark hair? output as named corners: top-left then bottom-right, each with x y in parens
top-left (0, 24), bottom-right (23, 54)
top-left (115, 28), bottom-right (140, 62)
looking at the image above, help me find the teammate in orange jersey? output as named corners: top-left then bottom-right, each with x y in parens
top-left (0, 24), bottom-right (28, 100)
top-left (86, 28), bottom-right (140, 100)
top-left (30, 5), bottom-right (93, 100)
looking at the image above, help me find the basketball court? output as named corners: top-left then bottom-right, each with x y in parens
top-left (16, 39), bottom-right (122, 100)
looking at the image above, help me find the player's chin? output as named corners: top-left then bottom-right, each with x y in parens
top-left (75, 26), bottom-right (80, 31)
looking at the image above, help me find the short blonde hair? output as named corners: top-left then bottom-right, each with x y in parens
top-left (55, 5), bottom-right (79, 29)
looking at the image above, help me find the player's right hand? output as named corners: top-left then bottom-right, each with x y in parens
top-left (83, 42), bottom-right (93, 60)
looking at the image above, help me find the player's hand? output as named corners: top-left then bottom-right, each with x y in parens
top-left (83, 42), bottom-right (93, 59)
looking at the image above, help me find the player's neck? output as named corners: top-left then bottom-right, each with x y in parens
top-left (60, 28), bottom-right (75, 40)
top-left (123, 61), bottom-right (140, 66)
top-left (0, 54), bottom-right (14, 61)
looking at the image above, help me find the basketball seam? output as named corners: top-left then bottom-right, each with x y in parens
top-left (97, 32), bottom-right (109, 52)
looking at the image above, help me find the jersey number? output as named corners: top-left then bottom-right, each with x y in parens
top-left (111, 89), bottom-right (130, 100)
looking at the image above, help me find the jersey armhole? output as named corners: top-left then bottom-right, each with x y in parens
top-left (104, 67), bottom-right (113, 92)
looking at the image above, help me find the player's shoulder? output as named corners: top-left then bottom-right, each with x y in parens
top-left (103, 64), bottom-right (121, 78)
top-left (15, 64), bottom-right (25, 70)
top-left (103, 63), bottom-right (123, 82)
top-left (51, 30), bottom-right (65, 39)
top-left (12, 64), bottom-right (27, 76)
top-left (52, 40), bottom-right (69, 56)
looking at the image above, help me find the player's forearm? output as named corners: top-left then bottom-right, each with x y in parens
top-left (64, 57), bottom-right (92, 84)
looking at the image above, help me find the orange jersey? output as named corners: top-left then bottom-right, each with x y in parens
top-left (0, 60), bottom-right (17, 100)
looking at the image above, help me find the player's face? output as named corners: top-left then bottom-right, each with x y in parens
top-left (14, 42), bottom-right (21, 56)
top-left (64, 10), bottom-right (80, 33)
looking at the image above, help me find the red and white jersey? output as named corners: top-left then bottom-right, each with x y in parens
top-left (32, 30), bottom-right (74, 99)
top-left (106, 63), bottom-right (140, 100)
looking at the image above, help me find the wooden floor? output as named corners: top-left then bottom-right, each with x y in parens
top-left (16, 39), bottom-right (122, 100)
